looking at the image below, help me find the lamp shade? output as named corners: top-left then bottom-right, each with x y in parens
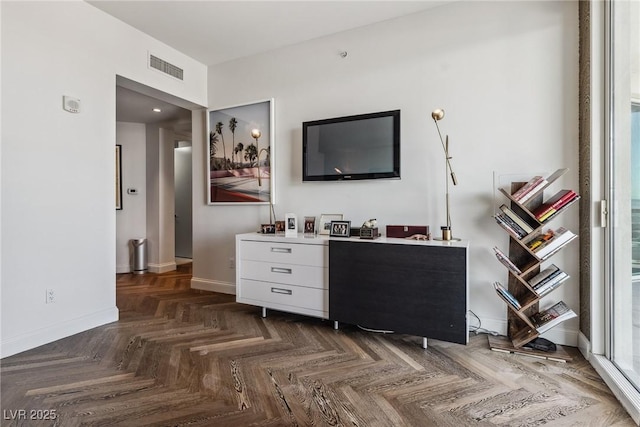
top-left (431, 109), bottom-right (445, 121)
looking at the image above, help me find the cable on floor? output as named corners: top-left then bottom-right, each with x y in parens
top-left (468, 310), bottom-right (500, 336)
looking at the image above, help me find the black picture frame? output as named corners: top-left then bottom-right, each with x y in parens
top-left (330, 220), bottom-right (351, 237)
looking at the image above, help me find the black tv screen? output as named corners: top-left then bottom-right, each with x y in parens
top-left (302, 110), bottom-right (400, 181)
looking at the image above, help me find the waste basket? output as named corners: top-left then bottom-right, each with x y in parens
top-left (131, 238), bottom-right (147, 274)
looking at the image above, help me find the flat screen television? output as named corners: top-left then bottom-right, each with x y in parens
top-left (302, 110), bottom-right (400, 182)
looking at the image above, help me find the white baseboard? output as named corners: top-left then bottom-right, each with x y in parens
top-left (471, 316), bottom-right (507, 337)
top-left (116, 264), bottom-right (131, 274)
top-left (0, 306), bottom-right (119, 359)
top-left (191, 277), bottom-right (236, 295)
top-left (147, 261), bottom-right (176, 274)
top-left (578, 331), bottom-right (591, 360)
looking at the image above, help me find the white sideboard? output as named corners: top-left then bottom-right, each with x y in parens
top-left (236, 232), bottom-right (469, 346)
top-left (235, 233), bottom-right (329, 318)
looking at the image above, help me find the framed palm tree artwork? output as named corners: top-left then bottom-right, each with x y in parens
top-left (206, 99), bottom-right (274, 205)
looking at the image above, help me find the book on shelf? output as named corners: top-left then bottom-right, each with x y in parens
top-left (530, 300), bottom-right (576, 334)
top-left (511, 175), bottom-right (544, 201)
top-left (539, 198), bottom-right (581, 223)
top-left (528, 264), bottom-right (561, 287)
top-left (516, 178), bottom-right (549, 204)
top-left (493, 281), bottom-right (521, 310)
top-left (535, 273), bottom-right (569, 296)
top-left (499, 205), bottom-right (534, 234)
top-left (512, 169), bottom-right (568, 205)
top-left (526, 229), bottom-right (555, 251)
top-left (494, 213), bottom-right (527, 238)
top-left (532, 190), bottom-right (578, 221)
top-left (493, 246), bottom-right (522, 274)
top-left (528, 264), bottom-right (569, 295)
top-left (534, 227), bottom-right (576, 259)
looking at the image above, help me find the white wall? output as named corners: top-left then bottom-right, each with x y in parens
top-left (194, 1), bottom-right (581, 344)
top-left (145, 125), bottom-right (177, 273)
top-left (1, 1), bottom-right (207, 357)
top-left (116, 122), bottom-right (147, 273)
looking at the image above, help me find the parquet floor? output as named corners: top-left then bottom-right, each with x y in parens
top-left (1, 264), bottom-right (635, 426)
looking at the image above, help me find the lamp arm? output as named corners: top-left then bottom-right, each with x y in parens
top-left (256, 147), bottom-right (275, 224)
top-left (433, 120), bottom-right (458, 186)
top-left (256, 147), bottom-right (270, 187)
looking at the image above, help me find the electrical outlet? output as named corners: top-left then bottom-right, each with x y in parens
top-left (46, 288), bottom-right (55, 304)
top-left (229, 257), bottom-right (235, 269)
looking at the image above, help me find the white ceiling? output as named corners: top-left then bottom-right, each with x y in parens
top-left (89, 1), bottom-right (450, 67)
top-left (92, 1), bottom-right (450, 124)
top-left (116, 85), bottom-right (192, 124)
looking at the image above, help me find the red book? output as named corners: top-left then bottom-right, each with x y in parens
top-left (532, 190), bottom-right (577, 219)
top-left (512, 176), bottom-right (544, 200)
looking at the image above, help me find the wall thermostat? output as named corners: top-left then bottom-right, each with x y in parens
top-left (63, 96), bottom-right (80, 113)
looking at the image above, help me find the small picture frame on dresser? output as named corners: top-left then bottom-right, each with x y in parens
top-left (319, 214), bottom-right (343, 235)
top-left (261, 224), bottom-right (275, 234)
top-left (285, 213), bottom-right (297, 237)
top-left (304, 216), bottom-right (316, 235)
top-left (330, 220), bottom-right (351, 237)
top-left (275, 220), bottom-right (285, 235)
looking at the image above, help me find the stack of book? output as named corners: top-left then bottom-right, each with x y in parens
top-left (493, 246), bottom-right (522, 274)
top-left (526, 227), bottom-right (577, 259)
top-left (493, 205), bottom-right (534, 239)
top-left (510, 176), bottom-right (548, 203)
top-left (531, 190), bottom-right (580, 222)
top-left (530, 301), bottom-right (577, 334)
top-left (527, 264), bottom-right (569, 296)
top-left (493, 282), bottom-right (521, 310)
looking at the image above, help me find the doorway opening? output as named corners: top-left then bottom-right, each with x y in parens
top-left (115, 75), bottom-right (200, 273)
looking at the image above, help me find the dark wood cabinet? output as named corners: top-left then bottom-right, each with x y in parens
top-left (329, 238), bottom-right (469, 345)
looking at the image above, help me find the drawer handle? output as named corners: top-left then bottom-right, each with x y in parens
top-left (271, 287), bottom-right (293, 295)
top-left (271, 247), bottom-right (292, 253)
top-left (271, 267), bottom-right (292, 274)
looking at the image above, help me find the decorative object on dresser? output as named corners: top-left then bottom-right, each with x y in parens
top-left (303, 216), bottom-right (316, 235)
top-left (319, 214), bottom-right (343, 235)
top-left (260, 224), bottom-right (275, 234)
top-left (284, 213), bottom-right (297, 237)
top-left (359, 218), bottom-right (379, 239)
top-left (489, 168), bottom-right (580, 361)
top-left (275, 220), bottom-right (285, 235)
top-left (329, 220), bottom-right (351, 237)
top-left (386, 225), bottom-right (430, 240)
top-left (206, 99), bottom-right (274, 205)
top-left (431, 108), bottom-right (460, 241)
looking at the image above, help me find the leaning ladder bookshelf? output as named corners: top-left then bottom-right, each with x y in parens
top-left (489, 168), bottom-right (579, 362)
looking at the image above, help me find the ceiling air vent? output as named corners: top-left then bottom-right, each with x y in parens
top-left (149, 54), bottom-right (184, 81)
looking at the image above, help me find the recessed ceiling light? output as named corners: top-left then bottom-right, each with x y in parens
top-left (152, 108), bottom-right (162, 113)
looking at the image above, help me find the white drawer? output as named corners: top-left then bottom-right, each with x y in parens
top-left (238, 279), bottom-right (328, 313)
top-left (240, 240), bottom-right (327, 267)
top-left (240, 260), bottom-right (327, 289)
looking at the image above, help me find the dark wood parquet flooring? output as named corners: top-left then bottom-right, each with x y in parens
top-left (1, 264), bottom-right (635, 426)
